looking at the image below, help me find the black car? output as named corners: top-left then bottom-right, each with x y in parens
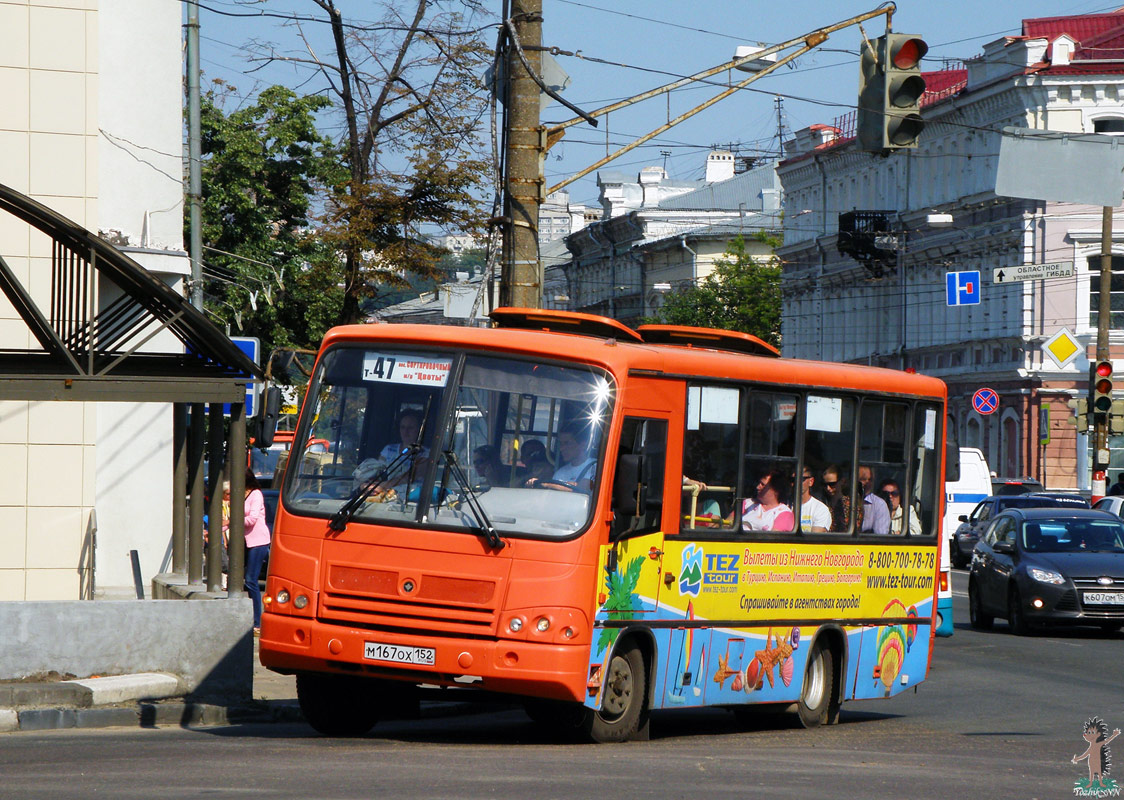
top-left (951, 494), bottom-right (1077, 569)
top-left (968, 507), bottom-right (1124, 635)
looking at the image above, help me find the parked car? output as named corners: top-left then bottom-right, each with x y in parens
top-left (968, 507), bottom-right (1124, 635)
top-left (1093, 495), bottom-right (1124, 518)
top-left (990, 477), bottom-right (1045, 496)
top-left (1024, 492), bottom-right (1089, 508)
top-left (951, 494), bottom-right (1076, 568)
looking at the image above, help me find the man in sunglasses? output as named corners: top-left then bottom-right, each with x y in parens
top-left (799, 469), bottom-right (831, 533)
top-left (880, 478), bottom-right (920, 536)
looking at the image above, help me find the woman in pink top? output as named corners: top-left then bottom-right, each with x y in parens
top-left (228, 467), bottom-right (271, 632)
top-left (741, 468), bottom-right (795, 531)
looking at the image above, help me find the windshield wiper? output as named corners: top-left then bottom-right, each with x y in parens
top-left (442, 450), bottom-right (504, 550)
top-left (328, 444), bottom-right (420, 532)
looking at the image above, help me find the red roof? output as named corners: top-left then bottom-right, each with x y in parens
top-left (1021, 9), bottom-right (1124, 72)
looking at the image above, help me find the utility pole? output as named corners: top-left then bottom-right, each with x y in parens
top-left (1092, 205), bottom-right (1114, 498)
top-left (500, 0), bottom-right (544, 309)
top-left (186, 0), bottom-right (203, 310)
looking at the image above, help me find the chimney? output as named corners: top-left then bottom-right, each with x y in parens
top-left (706, 150), bottom-right (735, 182)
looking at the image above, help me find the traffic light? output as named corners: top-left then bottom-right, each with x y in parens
top-left (1093, 360), bottom-right (1114, 418)
top-left (857, 33), bottom-right (928, 153)
top-left (1067, 396), bottom-right (1090, 429)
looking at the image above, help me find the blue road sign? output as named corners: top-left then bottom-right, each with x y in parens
top-left (946, 270), bottom-right (981, 306)
top-left (972, 387), bottom-right (999, 416)
top-left (228, 336), bottom-right (260, 417)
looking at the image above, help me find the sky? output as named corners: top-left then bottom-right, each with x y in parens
top-left (193, 0), bottom-right (1124, 212)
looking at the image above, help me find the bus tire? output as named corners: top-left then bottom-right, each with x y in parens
top-left (296, 672), bottom-right (380, 737)
top-left (583, 641), bottom-right (647, 743)
top-left (797, 641), bottom-right (835, 729)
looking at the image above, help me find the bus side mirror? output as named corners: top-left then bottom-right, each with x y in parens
top-left (945, 439), bottom-right (960, 483)
top-left (258, 386), bottom-right (282, 448)
top-left (613, 454), bottom-right (646, 522)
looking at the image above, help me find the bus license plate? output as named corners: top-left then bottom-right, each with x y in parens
top-left (1083, 591), bottom-right (1124, 606)
top-left (364, 641), bottom-right (435, 666)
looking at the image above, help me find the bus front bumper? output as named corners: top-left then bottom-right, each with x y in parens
top-left (259, 612), bottom-right (592, 703)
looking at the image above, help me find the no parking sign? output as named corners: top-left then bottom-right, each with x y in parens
top-left (972, 387), bottom-right (999, 416)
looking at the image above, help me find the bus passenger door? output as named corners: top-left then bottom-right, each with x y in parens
top-left (606, 416), bottom-right (671, 615)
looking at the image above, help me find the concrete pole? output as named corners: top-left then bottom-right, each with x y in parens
top-left (186, 0), bottom-right (204, 310)
top-left (206, 403), bottom-right (226, 592)
top-left (500, 0), bottom-right (543, 309)
top-left (171, 403), bottom-right (187, 575)
top-left (227, 401), bottom-right (247, 598)
top-left (187, 402), bottom-right (206, 585)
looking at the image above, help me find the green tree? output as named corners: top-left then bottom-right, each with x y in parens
top-left (271, 0), bottom-right (493, 325)
top-left (196, 84), bottom-right (346, 354)
top-left (649, 233), bottom-right (782, 348)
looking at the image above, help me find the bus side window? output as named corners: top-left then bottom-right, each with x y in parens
top-left (682, 385), bottom-right (741, 531)
top-left (740, 391), bottom-right (798, 533)
top-left (802, 394), bottom-right (856, 534)
top-left (612, 418), bottom-right (667, 539)
top-left (858, 400), bottom-right (910, 536)
top-left (909, 403), bottom-right (941, 537)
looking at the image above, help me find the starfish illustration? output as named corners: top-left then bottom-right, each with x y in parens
top-left (712, 653), bottom-right (737, 687)
top-left (753, 629), bottom-right (793, 688)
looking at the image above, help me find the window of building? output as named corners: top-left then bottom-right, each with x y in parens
top-left (1087, 254), bottom-right (1124, 329)
top-left (1094, 118), bottom-right (1124, 134)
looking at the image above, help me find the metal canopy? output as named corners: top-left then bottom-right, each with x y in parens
top-left (0, 183), bottom-right (260, 402)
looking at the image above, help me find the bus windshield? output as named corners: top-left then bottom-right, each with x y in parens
top-left (284, 346), bottom-right (614, 539)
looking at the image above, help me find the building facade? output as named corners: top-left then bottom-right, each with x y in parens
top-left (778, 10), bottom-right (1124, 491)
top-left (0, 0), bottom-right (188, 598)
top-left (565, 153), bottom-right (782, 325)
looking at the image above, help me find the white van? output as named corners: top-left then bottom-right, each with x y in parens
top-left (944, 447), bottom-right (991, 551)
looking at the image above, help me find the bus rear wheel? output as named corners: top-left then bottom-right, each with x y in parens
top-left (296, 672), bottom-right (381, 737)
top-left (797, 641), bottom-right (837, 729)
top-left (582, 642), bottom-right (647, 743)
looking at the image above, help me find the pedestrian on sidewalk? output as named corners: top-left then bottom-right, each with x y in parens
top-left (226, 466), bottom-right (271, 634)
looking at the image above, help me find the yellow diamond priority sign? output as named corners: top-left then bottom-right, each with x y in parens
top-left (1042, 327), bottom-right (1081, 369)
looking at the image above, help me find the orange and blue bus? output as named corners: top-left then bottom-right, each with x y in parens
top-left (259, 308), bottom-right (951, 741)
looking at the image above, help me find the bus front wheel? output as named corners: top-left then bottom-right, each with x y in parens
top-left (797, 641), bottom-right (837, 729)
top-left (296, 672), bottom-right (381, 737)
top-left (583, 642), bottom-right (648, 743)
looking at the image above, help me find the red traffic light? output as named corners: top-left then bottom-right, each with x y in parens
top-left (890, 37), bottom-right (928, 69)
top-left (1097, 361), bottom-right (1113, 378)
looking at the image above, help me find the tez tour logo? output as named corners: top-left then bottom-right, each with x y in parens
top-left (678, 544), bottom-right (703, 596)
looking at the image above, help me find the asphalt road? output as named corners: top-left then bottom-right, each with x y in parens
top-left (1, 571), bottom-right (1117, 800)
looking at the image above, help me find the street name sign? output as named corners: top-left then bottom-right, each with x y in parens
top-left (992, 262), bottom-right (1075, 284)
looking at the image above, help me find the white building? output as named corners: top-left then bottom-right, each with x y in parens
top-left (778, 9), bottom-right (1124, 489)
top-left (0, 1), bottom-right (189, 598)
top-left (564, 152), bottom-right (782, 325)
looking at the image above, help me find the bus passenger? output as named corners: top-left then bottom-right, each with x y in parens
top-left (472, 445), bottom-right (504, 486)
top-left (858, 465), bottom-right (891, 534)
top-left (798, 468), bottom-right (831, 532)
top-left (741, 468), bottom-right (794, 531)
top-left (822, 465), bottom-right (853, 532)
top-left (881, 479), bottom-right (920, 536)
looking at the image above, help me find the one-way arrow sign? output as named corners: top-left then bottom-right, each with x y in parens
top-left (992, 262), bottom-right (1075, 284)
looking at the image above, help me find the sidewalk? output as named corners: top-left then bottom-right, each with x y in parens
top-left (0, 640), bottom-right (491, 734)
top-left (0, 639), bottom-right (300, 734)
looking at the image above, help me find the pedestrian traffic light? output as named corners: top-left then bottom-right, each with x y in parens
top-left (1093, 360), bottom-right (1114, 417)
top-left (857, 33), bottom-right (928, 153)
